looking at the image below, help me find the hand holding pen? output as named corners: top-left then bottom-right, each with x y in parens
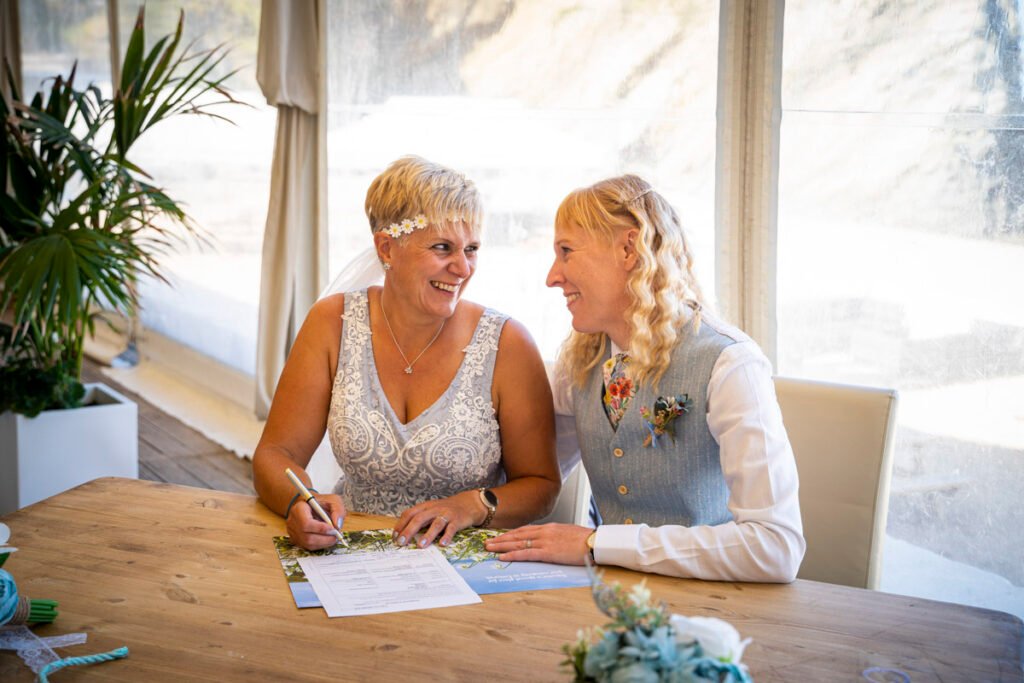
top-left (284, 468), bottom-right (348, 550)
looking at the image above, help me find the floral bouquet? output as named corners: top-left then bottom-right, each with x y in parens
top-left (562, 569), bottom-right (752, 682)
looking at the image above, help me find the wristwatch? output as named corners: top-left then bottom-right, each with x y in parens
top-left (586, 531), bottom-right (597, 562)
top-left (477, 488), bottom-right (498, 528)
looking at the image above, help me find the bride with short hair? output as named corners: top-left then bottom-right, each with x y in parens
top-left (253, 156), bottom-right (560, 550)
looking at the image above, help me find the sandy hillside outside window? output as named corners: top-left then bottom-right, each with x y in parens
top-left (325, 0), bottom-right (720, 360)
top-left (778, 0), bottom-right (1024, 618)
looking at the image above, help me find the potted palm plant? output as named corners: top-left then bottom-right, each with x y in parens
top-left (0, 8), bottom-right (240, 513)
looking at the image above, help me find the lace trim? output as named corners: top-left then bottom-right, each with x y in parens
top-left (327, 289), bottom-right (505, 515)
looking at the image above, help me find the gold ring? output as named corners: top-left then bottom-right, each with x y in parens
top-left (525, 538), bottom-right (532, 549)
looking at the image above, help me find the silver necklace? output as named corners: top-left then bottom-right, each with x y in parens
top-left (379, 297), bottom-right (446, 374)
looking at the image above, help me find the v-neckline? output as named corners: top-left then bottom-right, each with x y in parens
top-left (366, 298), bottom-right (483, 428)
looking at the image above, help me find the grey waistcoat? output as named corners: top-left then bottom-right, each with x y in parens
top-left (574, 322), bottom-right (738, 528)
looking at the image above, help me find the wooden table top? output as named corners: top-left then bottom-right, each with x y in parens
top-left (0, 478), bottom-right (1020, 682)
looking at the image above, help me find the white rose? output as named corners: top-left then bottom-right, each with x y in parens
top-left (0, 522), bottom-right (15, 560)
top-left (670, 614), bottom-right (751, 663)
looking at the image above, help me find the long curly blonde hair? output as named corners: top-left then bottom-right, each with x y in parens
top-left (556, 174), bottom-right (706, 388)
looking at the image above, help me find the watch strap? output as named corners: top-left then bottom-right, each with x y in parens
top-left (478, 488), bottom-right (497, 528)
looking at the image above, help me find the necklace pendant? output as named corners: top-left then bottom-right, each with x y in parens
top-left (379, 297), bottom-right (445, 379)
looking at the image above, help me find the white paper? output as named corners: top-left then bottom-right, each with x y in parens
top-left (297, 545), bottom-right (481, 617)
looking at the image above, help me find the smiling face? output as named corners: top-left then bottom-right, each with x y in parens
top-left (546, 220), bottom-right (636, 348)
top-left (377, 220), bottom-right (479, 321)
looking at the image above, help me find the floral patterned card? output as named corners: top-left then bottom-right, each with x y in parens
top-left (272, 528), bottom-right (590, 608)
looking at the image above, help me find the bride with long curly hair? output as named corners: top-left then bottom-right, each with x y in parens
top-left (487, 174), bottom-right (806, 583)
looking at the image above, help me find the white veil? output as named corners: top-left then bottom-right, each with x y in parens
top-left (318, 247), bottom-right (384, 299)
top-left (307, 246), bottom-right (385, 491)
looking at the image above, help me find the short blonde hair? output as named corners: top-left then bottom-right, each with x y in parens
top-left (365, 156), bottom-right (482, 237)
top-left (555, 174), bottom-right (705, 388)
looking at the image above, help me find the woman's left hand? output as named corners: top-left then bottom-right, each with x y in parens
top-left (485, 523), bottom-right (593, 565)
top-left (392, 490), bottom-right (483, 548)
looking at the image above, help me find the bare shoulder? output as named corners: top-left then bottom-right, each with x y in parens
top-left (493, 316), bottom-right (544, 374)
top-left (491, 316), bottom-right (552, 411)
top-left (299, 294), bottom-right (346, 347)
top-left (310, 293), bottom-right (346, 319)
top-left (454, 297), bottom-right (521, 341)
top-left (455, 298), bottom-right (486, 320)
top-left (450, 298), bottom-right (487, 336)
top-left (496, 316), bottom-right (538, 351)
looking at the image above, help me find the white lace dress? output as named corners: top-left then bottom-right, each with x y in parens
top-left (326, 289), bottom-right (508, 515)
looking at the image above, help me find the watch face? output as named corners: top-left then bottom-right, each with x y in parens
top-left (482, 489), bottom-right (498, 507)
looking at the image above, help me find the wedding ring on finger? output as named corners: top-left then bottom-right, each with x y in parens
top-left (525, 538), bottom-right (532, 550)
top-left (438, 515), bottom-right (449, 525)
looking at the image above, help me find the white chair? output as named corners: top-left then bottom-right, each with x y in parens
top-left (535, 363), bottom-right (593, 526)
top-left (534, 415), bottom-right (592, 525)
top-left (774, 376), bottom-right (898, 589)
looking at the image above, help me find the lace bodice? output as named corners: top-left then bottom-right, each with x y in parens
top-left (326, 289), bottom-right (508, 515)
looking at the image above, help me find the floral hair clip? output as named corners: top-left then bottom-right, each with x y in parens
top-left (640, 394), bottom-right (693, 447)
top-left (381, 214), bottom-right (429, 238)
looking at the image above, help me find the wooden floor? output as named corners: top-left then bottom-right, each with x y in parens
top-left (82, 358), bottom-right (255, 495)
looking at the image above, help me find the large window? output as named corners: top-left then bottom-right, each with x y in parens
top-left (19, 0), bottom-right (111, 95)
top-left (325, 0), bottom-right (720, 359)
top-left (114, 2), bottom-right (274, 375)
top-left (779, 1), bottom-right (1024, 617)
top-left (18, 0), bottom-right (273, 375)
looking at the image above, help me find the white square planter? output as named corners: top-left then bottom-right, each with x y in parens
top-left (0, 383), bottom-right (138, 515)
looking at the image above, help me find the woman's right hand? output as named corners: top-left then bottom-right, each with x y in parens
top-left (392, 490), bottom-right (484, 548)
top-left (286, 494), bottom-right (347, 550)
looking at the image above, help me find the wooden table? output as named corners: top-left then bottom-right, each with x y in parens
top-left (0, 478), bottom-right (1020, 682)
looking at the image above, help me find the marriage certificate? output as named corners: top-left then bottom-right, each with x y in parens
top-left (297, 545), bottom-right (481, 617)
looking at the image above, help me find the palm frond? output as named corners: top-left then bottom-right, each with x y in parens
top-left (1, 8), bottom-right (239, 407)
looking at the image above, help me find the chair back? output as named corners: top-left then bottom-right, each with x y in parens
top-left (774, 376), bottom-right (898, 589)
top-left (535, 415), bottom-right (592, 525)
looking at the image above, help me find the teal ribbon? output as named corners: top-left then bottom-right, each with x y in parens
top-left (643, 420), bottom-right (661, 447)
top-left (38, 646), bottom-right (130, 682)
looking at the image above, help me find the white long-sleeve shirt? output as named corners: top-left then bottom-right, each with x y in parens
top-left (551, 318), bottom-right (806, 582)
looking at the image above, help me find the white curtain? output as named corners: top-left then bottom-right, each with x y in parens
top-left (254, 0), bottom-right (327, 418)
top-left (714, 0), bottom-right (785, 365)
top-left (0, 0), bottom-right (21, 104)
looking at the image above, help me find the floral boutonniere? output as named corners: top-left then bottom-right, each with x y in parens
top-left (640, 394), bottom-right (693, 447)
